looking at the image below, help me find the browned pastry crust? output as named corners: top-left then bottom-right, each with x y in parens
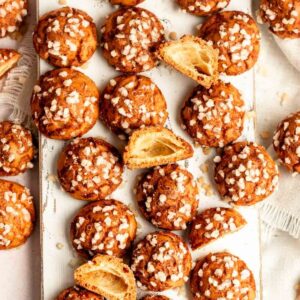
top-left (136, 164), bottom-right (198, 230)
top-left (273, 111), bottom-right (300, 173)
top-left (101, 7), bottom-right (164, 73)
top-left (56, 286), bottom-right (104, 300)
top-left (123, 126), bottom-right (194, 169)
top-left (0, 49), bottom-right (21, 78)
top-left (0, 121), bottom-right (34, 176)
top-left (214, 142), bottom-right (279, 206)
top-left (141, 296), bottom-right (170, 300)
top-left (188, 207), bottom-right (247, 250)
top-left (58, 137), bottom-right (123, 201)
top-left (190, 252), bottom-right (256, 300)
top-left (157, 35), bottom-right (219, 89)
top-left (199, 11), bottom-right (261, 75)
top-left (75, 254), bottom-right (137, 300)
top-left (110, 0), bottom-right (145, 5)
top-left (0, 179), bottom-right (35, 249)
top-left (177, 0), bottom-right (230, 16)
top-left (131, 231), bottom-right (192, 291)
top-left (260, 0), bottom-right (300, 39)
top-left (100, 75), bottom-right (168, 139)
top-left (0, 0), bottom-right (28, 38)
top-left (181, 80), bottom-right (245, 148)
top-left (31, 68), bottom-right (99, 140)
top-left (70, 199), bottom-right (137, 258)
top-left (33, 6), bottom-right (97, 67)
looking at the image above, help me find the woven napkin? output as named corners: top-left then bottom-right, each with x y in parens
top-left (259, 145), bottom-right (300, 238)
top-left (0, 27), bottom-right (36, 126)
top-left (258, 36), bottom-right (300, 238)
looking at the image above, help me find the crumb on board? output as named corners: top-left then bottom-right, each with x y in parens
top-left (197, 176), bottom-right (214, 196)
top-left (200, 162), bottom-right (209, 173)
top-left (56, 242), bottom-right (64, 250)
top-left (197, 176), bottom-right (205, 185)
top-left (278, 92), bottom-right (289, 106)
top-left (203, 184), bottom-right (214, 196)
top-left (58, 0), bottom-right (67, 4)
top-left (260, 131), bottom-right (271, 139)
top-left (47, 174), bottom-right (58, 182)
top-left (169, 31), bottom-right (178, 40)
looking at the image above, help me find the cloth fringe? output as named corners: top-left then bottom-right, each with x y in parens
top-left (259, 201), bottom-right (300, 239)
top-left (0, 25), bottom-right (36, 127)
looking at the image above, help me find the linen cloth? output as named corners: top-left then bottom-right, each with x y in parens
top-left (257, 28), bottom-right (300, 300)
top-left (258, 36), bottom-right (300, 238)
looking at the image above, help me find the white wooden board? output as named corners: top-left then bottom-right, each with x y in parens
top-left (39, 0), bottom-right (261, 299)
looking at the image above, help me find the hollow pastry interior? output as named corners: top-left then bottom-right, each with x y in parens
top-left (123, 126), bottom-right (193, 169)
top-left (158, 35), bottom-right (219, 88)
top-left (74, 255), bottom-right (136, 300)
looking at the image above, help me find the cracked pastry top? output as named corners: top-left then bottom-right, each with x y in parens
top-left (214, 141), bottom-right (279, 206)
top-left (0, 179), bottom-right (35, 249)
top-left (100, 75), bottom-right (168, 140)
top-left (110, 0), bottom-right (145, 5)
top-left (157, 35), bottom-right (219, 89)
top-left (190, 252), bottom-right (256, 300)
top-left (260, 0), bottom-right (300, 39)
top-left (70, 199), bottom-right (137, 258)
top-left (135, 164), bottom-right (198, 230)
top-left (0, 0), bottom-right (28, 38)
top-left (177, 0), bottom-right (230, 16)
top-left (56, 286), bottom-right (104, 300)
top-left (181, 80), bottom-right (245, 148)
top-left (31, 68), bottom-right (99, 140)
top-left (58, 137), bottom-right (123, 200)
top-left (74, 254), bottom-right (137, 300)
top-left (33, 6), bottom-right (97, 67)
top-left (101, 7), bottom-right (164, 73)
top-left (189, 207), bottom-right (247, 250)
top-left (273, 111), bottom-right (300, 173)
top-left (0, 121), bottom-right (34, 176)
top-left (123, 126), bottom-right (194, 169)
top-left (199, 11), bottom-right (261, 75)
top-left (0, 49), bottom-right (21, 78)
top-left (131, 231), bottom-right (192, 291)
